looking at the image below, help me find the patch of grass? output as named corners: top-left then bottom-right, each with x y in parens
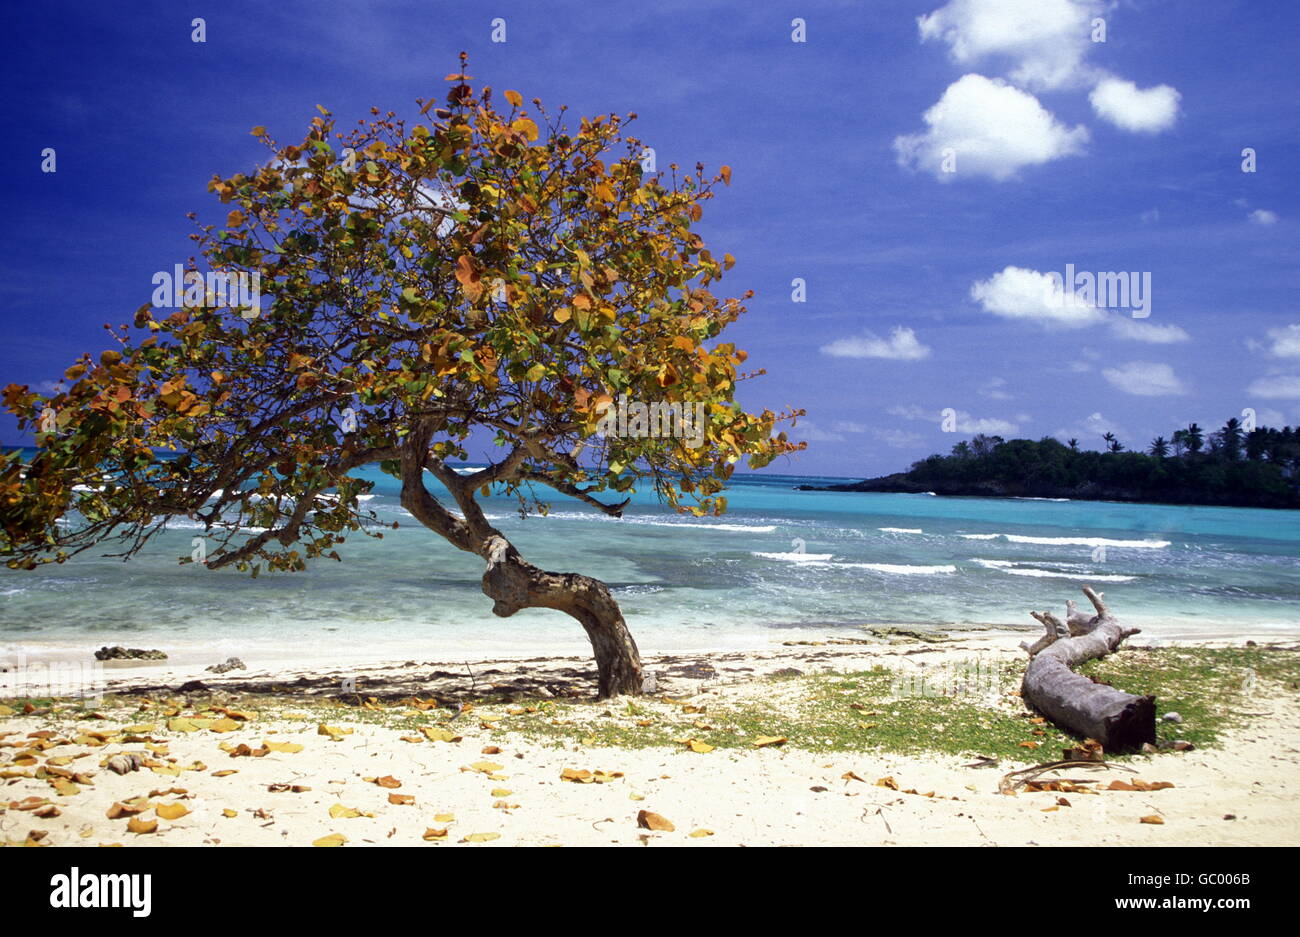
top-left (4, 647), bottom-right (1294, 762)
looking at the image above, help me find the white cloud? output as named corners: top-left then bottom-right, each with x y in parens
top-left (1089, 78), bottom-right (1181, 134)
top-left (894, 74), bottom-right (1088, 181)
top-left (1140, 209), bottom-right (1160, 224)
top-left (820, 326), bottom-right (932, 360)
top-left (979, 377), bottom-right (1013, 400)
top-left (917, 0), bottom-right (1104, 90)
top-left (1249, 209), bottom-right (1280, 225)
top-left (888, 404), bottom-right (1021, 435)
top-left (1247, 375), bottom-right (1300, 399)
top-left (1109, 318), bottom-right (1190, 344)
top-left (873, 428), bottom-right (926, 449)
top-left (1056, 411), bottom-right (1124, 446)
top-left (1267, 324), bottom-right (1300, 358)
top-left (794, 421), bottom-right (848, 443)
top-left (832, 420), bottom-right (868, 433)
top-left (970, 265), bottom-right (1107, 327)
top-left (1102, 361), bottom-right (1188, 396)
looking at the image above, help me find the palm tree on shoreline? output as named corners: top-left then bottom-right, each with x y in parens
top-left (1149, 436), bottom-right (1170, 458)
top-left (1185, 422), bottom-right (1205, 454)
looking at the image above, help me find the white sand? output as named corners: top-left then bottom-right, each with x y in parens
top-left (2, 636), bottom-right (1297, 847)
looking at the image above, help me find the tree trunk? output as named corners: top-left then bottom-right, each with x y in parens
top-left (481, 535), bottom-right (643, 699)
top-left (1020, 586), bottom-right (1155, 751)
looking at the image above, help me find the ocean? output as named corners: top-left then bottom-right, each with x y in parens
top-left (2, 461), bottom-right (1299, 669)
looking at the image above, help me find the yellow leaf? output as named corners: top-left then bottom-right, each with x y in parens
top-left (329, 804), bottom-right (362, 819)
top-left (318, 724), bottom-right (352, 741)
top-left (463, 832), bottom-right (500, 843)
top-left (686, 739), bottom-right (713, 754)
top-left (423, 827), bottom-right (449, 841)
top-left (126, 818), bottom-right (158, 835)
top-left (263, 741), bottom-right (304, 753)
top-left (208, 717), bottom-right (241, 733)
top-left (1140, 815), bottom-right (1165, 825)
top-left (167, 717), bottom-right (200, 733)
top-left (313, 833), bottom-right (347, 847)
top-left (422, 726), bottom-right (461, 743)
top-left (689, 829), bottom-right (715, 838)
top-left (221, 809), bottom-right (237, 818)
top-left (434, 813), bottom-right (455, 823)
top-left (504, 89), bottom-right (523, 107)
top-left (227, 209), bottom-right (245, 227)
top-left (752, 735), bottom-right (787, 748)
top-left (155, 802), bottom-right (189, 820)
top-left (469, 761), bottom-right (503, 774)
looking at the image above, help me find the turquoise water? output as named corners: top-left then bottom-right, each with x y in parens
top-left (2, 463), bottom-right (1299, 665)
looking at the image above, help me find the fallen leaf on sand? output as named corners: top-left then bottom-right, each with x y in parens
top-left (423, 827), bottom-right (449, 840)
top-left (318, 724), bottom-right (353, 741)
top-left (689, 829), bottom-right (714, 838)
top-left (329, 805), bottom-right (363, 819)
top-left (685, 739), bottom-right (713, 754)
top-left (313, 833), bottom-right (347, 847)
top-left (481, 746), bottom-right (502, 755)
top-left (388, 793), bottom-right (415, 806)
top-left (561, 768), bottom-right (592, 783)
top-left (155, 803), bottom-right (189, 820)
top-left (422, 727), bottom-right (461, 743)
top-left (842, 771), bottom-right (866, 783)
top-left (434, 813), bottom-right (455, 823)
top-left (876, 776), bottom-right (899, 791)
top-left (491, 788), bottom-right (512, 798)
top-left (463, 832), bottom-right (500, 843)
top-left (126, 818), bottom-right (158, 835)
top-left (637, 810), bottom-right (675, 832)
top-left (753, 736), bottom-right (787, 748)
top-left (263, 741), bottom-right (304, 754)
top-left (374, 775), bottom-right (402, 789)
top-left (221, 809), bottom-right (237, 818)
top-left (1140, 815), bottom-right (1165, 825)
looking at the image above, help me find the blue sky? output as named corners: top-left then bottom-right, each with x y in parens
top-left (1, 0), bottom-right (1297, 478)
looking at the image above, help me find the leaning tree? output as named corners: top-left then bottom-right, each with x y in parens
top-left (1, 58), bottom-right (803, 698)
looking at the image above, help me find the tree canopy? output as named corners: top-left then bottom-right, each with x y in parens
top-left (1, 56), bottom-right (803, 696)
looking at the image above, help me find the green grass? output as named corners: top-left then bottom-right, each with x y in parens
top-left (4, 646), bottom-right (1296, 762)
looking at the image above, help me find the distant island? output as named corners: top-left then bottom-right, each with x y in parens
top-left (800, 419), bottom-right (1300, 509)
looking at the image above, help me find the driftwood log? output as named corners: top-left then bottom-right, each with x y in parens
top-left (1020, 586), bottom-right (1155, 751)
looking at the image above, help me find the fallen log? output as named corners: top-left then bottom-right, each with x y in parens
top-left (1020, 586), bottom-right (1155, 751)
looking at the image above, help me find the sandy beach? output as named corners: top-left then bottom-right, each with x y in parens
top-left (3, 633), bottom-right (1297, 847)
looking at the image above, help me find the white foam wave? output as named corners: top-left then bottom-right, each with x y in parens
top-left (879, 527), bottom-right (923, 534)
top-left (839, 562), bottom-right (956, 575)
top-left (971, 558), bottom-right (1136, 582)
top-left (753, 551), bottom-right (834, 563)
top-left (960, 533), bottom-right (1170, 548)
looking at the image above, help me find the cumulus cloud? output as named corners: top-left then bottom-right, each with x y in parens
top-left (820, 326), bottom-right (932, 360)
top-left (1089, 78), bottom-right (1181, 134)
top-left (1247, 375), bottom-right (1300, 399)
top-left (1249, 209), bottom-right (1280, 225)
top-left (889, 404), bottom-right (1021, 435)
top-left (917, 0), bottom-right (1104, 90)
top-left (1267, 324), bottom-right (1300, 358)
top-left (1102, 361), bottom-right (1188, 396)
top-left (969, 265), bottom-right (1107, 327)
top-left (894, 74), bottom-right (1088, 181)
top-left (1109, 318), bottom-right (1190, 344)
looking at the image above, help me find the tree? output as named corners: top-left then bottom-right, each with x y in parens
top-left (1184, 422), bottom-right (1204, 454)
top-left (1217, 417), bottom-right (1243, 460)
top-left (1101, 431), bottom-right (1123, 453)
top-left (0, 61), bottom-right (802, 698)
top-left (1067, 438), bottom-right (1079, 451)
top-left (1148, 436), bottom-right (1169, 458)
